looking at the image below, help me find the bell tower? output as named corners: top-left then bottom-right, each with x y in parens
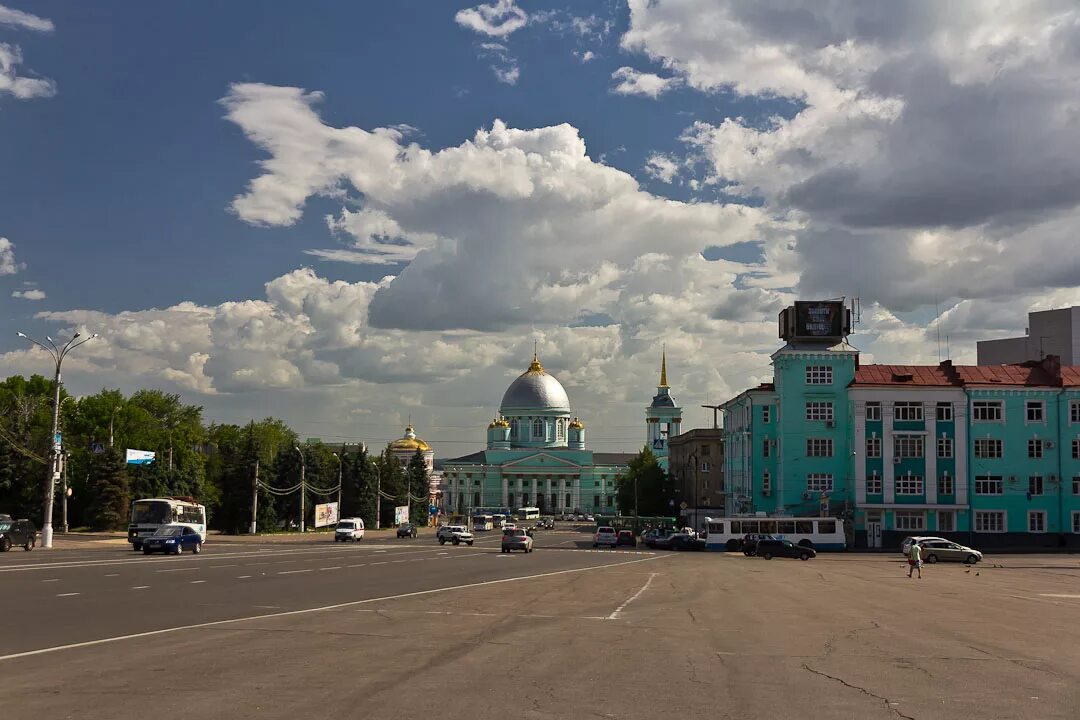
top-left (646, 348), bottom-right (681, 470)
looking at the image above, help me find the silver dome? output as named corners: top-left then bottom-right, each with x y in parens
top-left (500, 366), bottom-right (571, 413)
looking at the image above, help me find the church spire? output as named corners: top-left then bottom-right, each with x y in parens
top-left (659, 345), bottom-right (669, 388)
top-left (527, 340), bottom-right (544, 373)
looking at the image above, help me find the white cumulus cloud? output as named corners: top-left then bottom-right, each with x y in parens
top-left (610, 66), bottom-right (681, 98)
top-left (455, 0), bottom-right (528, 38)
top-left (0, 237), bottom-right (24, 274)
top-left (0, 3), bottom-right (53, 32)
top-left (12, 288), bottom-right (44, 300)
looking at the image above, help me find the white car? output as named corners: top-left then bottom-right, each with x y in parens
top-left (900, 535), bottom-right (946, 556)
top-left (593, 526), bottom-right (618, 548)
top-left (436, 525), bottom-right (475, 546)
top-left (335, 518), bottom-right (365, 542)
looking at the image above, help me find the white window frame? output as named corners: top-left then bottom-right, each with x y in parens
top-left (762, 471), bottom-right (771, 494)
top-left (894, 511), bottom-right (925, 531)
top-left (894, 435), bottom-right (924, 458)
top-left (1073, 439), bottom-right (1080, 460)
top-left (973, 400), bottom-right (1003, 422)
top-left (762, 438), bottom-right (771, 458)
top-left (937, 510), bottom-right (956, 533)
top-left (1026, 400), bottom-right (1045, 423)
top-left (974, 438), bottom-right (1003, 459)
top-left (1072, 401), bottom-right (1080, 424)
top-left (532, 418), bottom-right (545, 439)
top-left (1028, 510), bottom-right (1047, 533)
top-left (867, 472), bottom-right (882, 494)
top-left (1028, 438), bottom-right (1044, 459)
top-left (866, 435), bottom-right (881, 458)
top-left (895, 474), bottom-right (924, 495)
top-left (806, 438), bottom-right (833, 457)
top-left (805, 401), bottom-right (834, 422)
top-left (556, 419), bottom-right (565, 441)
top-left (975, 476), bottom-right (1004, 495)
top-left (1029, 475), bottom-right (1044, 496)
top-left (701, 461), bottom-right (710, 473)
top-left (937, 436), bottom-right (953, 459)
top-left (938, 473), bottom-right (954, 495)
top-left (762, 406), bottom-right (771, 424)
top-left (974, 510), bottom-right (1006, 533)
top-left (1073, 511), bottom-right (1080, 534)
top-left (893, 402), bottom-right (924, 421)
top-left (1073, 476), bottom-right (1080, 495)
top-left (806, 366), bottom-right (833, 385)
top-left (936, 403), bottom-right (953, 421)
top-left (865, 402), bottom-right (881, 421)
top-left (806, 473), bottom-right (833, 492)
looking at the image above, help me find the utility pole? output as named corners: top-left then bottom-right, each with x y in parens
top-left (17, 330), bottom-right (97, 549)
top-left (375, 463), bottom-right (382, 530)
top-left (61, 451), bottom-right (69, 534)
top-left (250, 459), bottom-right (259, 534)
top-left (333, 452), bottom-right (342, 516)
top-left (109, 406), bottom-right (118, 448)
top-left (294, 445), bottom-right (305, 533)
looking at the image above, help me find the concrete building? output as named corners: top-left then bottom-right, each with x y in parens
top-left (977, 306), bottom-right (1080, 365)
top-left (668, 428), bottom-right (725, 511)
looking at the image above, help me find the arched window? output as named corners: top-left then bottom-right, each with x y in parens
top-left (556, 419), bottom-right (565, 440)
top-left (510, 420), bottom-right (518, 439)
top-left (533, 418), bottom-right (545, 439)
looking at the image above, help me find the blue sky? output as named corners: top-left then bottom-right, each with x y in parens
top-left (3, 1), bottom-right (1079, 450)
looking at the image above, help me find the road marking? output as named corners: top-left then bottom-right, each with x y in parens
top-left (346, 563), bottom-right (366, 568)
top-left (56, 592), bottom-right (80, 597)
top-left (1038, 593), bottom-right (1080, 599)
top-left (208, 564), bottom-right (238, 569)
top-left (371, 561), bottom-right (388, 566)
top-left (131, 586), bottom-right (149, 590)
top-left (42, 579), bottom-right (60, 583)
top-left (278, 569), bottom-right (312, 575)
top-left (156, 567), bottom-right (198, 573)
top-left (190, 580), bottom-right (206, 584)
top-left (319, 566), bottom-right (341, 571)
top-left (105, 573), bottom-right (119, 577)
top-left (607, 572), bottom-right (658, 620)
top-left (0, 555), bottom-right (665, 662)
top-left (237, 575), bottom-right (252, 579)
top-left (374, 550), bottom-right (387, 553)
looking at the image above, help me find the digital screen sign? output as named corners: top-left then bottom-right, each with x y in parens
top-left (793, 301), bottom-right (846, 339)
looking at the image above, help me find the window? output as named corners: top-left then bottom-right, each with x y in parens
top-left (867, 472), bottom-right (882, 494)
top-left (974, 438), bottom-right (1003, 458)
top-left (762, 471), bottom-right (771, 494)
top-left (937, 436), bottom-right (953, 458)
top-left (1073, 439), bottom-right (1079, 460)
top-left (936, 403), bottom-right (953, 421)
top-left (935, 473), bottom-right (953, 495)
top-left (806, 473), bottom-right (833, 492)
top-left (762, 406), bottom-right (771, 424)
top-left (894, 511), bottom-right (925, 531)
top-left (818, 520), bottom-right (836, 533)
top-left (865, 402), bottom-right (881, 421)
top-left (1029, 511), bottom-right (1046, 533)
top-left (607, 496), bottom-right (614, 507)
top-left (1029, 475), bottom-right (1044, 496)
top-left (549, 493), bottom-right (557, 510)
top-left (532, 419), bottom-right (545, 439)
top-left (1026, 401), bottom-right (1044, 423)
top-left (593, 495), bottom-right (600, 508)
top-left (805, 401), bottom-right (834, 422)
top-left (510, 420), bottom-right (519, 439)
top-left (973, 400), bottom-right (1003, 422)
top-left (565, 494), bottom-right (572, 508)
top-left (701, 444), bottom-right (711, 456)
top-left (866, 435), bottom-right (881, 458)
top-left (896, 474), bottom-right (924, 495)
top-left (975, 476), bottom-right (1003, 495)
top-left (472, 492), bottom-right (481, 507)
top-left (975, 511), bottom-right (1005, 533)
top-left (1073, 512), bottom-right (1080, 533)
top-left (806, 366), bottom-right (833, 384)
top-left (762, 438), bottom-right (771, 458)
top-left (1072, 401), bottom-right (1080, 424)
top-left (556, 419), bottom-right (565, 441)
top-left (701, 461), bottom-right (710, 473)
top-left (894, 435), bottom-right (924, 458)
top-left (893, 402), bottom-right (923, 421)
top-left (938, 511), bottom-right (956, 532)
top-left (1074, 476), bottom-right (1080, 495)
top-left (806, 438), bottom-right (833, 457)
top-left (1028, 439), bottom-right (1044, 459)
top-left (507, 492), bottom-right (515, 507)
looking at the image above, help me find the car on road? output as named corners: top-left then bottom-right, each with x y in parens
top-left (594, 526), bottom-right (618, 548)
top-left (0, 518), bottom-right (36, 551)
top-left (437, 525), bottom-right (475, 546)
top-left (396, 522), bottom-right (418, 539)
top-left (616, 529), bottom-right (637, 548)
top-left (667, 532), bottom-right (706, 551)
top-left (142, 523), bottom-right (203, 555)
top-left (335, 518), bottom-right (365, 542)
top-left (741, 533), bottom-right (776, 556)
top-left (537, 517), bottom-right (555, 529)
top-left (754, 538), bottom-right (816, 561)
top-left (501, 527), bottom-right (534, 553)
top-left (900, 536), bottom-right (947, 556)
top-left (502, 522), bottom-right (517, 532)
top-left (917, 539), bottom-right (982, 564)
top-left (642, 528), bottom-right (674, 549)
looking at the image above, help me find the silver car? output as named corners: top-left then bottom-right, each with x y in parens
top-left (900, 535), bottom-right (946, 556)
top-left (501, 528), bottom-right (533, 553)
top-left (918, 539), bottom-right (982, 564)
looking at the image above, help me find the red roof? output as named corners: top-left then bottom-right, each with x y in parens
top-left (852, 358), bottom-right (1080, 388)
top-left (853, 365), bottom-right (959, 387)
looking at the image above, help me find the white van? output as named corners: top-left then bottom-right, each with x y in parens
top-left (335, 518), bottom-right (365, 542)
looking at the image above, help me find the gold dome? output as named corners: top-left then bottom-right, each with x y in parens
top-left (568, 417), bottom-right (585, 430)
top-left (389, 425), bottom-right (431, 452)
top-left (488, 416), bottom-right (510, 429)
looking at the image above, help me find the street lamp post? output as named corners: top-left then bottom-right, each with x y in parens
top-left (332, 452), bottom-right (342, 516)
top-left (294, 445), bottom-right (305, 533)
top-left (375, 463), bottom-right (382, 530)
top-left (17, 331), bottom-right (97, 549)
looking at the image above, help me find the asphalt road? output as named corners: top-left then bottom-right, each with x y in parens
top-left (2, 529), bottom-right (1080, 719)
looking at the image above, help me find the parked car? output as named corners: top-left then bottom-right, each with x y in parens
top-left (594, 526), bottom-right (618, 548)
top-left (918, 539), bottom-right (982, 564)
top-left (642, 528), bottom-right (674, 549)
top-left (142, 523), bottom-right (203, 555)
top-left (537, 517), bottom-right (555, 529)
top-left (0, 518), bottom-right (36, 552)
top-left (667, 532), bottom-right (707, 551)
top-left (742, 533), bottom-right (776, 556)
top-left (616, 529), bottom-right (637, 548)
top-left (335, 518), bottom-right (365, 542)
top-left (585, 515), bottom-right (595, 522)
top-left (754, 538), bottom-right (816, 561)
top-left (900, 536), bottom-right (946, 556)
top-left (396, 522), bottom-right (418, 539)
top-left (501, 527), bottom-right (533, 553)
top-left (436, 525), bottom-right (474, 546)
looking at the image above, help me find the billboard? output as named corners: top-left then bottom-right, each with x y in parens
top-left (780, 301), bottom-right (850, 341)
top-left (314, 502), bottom-right (339, 528)
top-left (394, 505), bottom-right (409, 525)
top-left (125, 449), bottom-right (156, 465)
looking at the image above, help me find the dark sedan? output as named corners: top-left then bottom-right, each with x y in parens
top-left (396, 523), bottom-right (418, 538)
top-left (0, 518), bottom-right (36, 551)
top-left (142, 524), bottom-right (203, 555)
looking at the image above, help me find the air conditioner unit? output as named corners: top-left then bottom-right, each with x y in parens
top-left (825, 420), bottom-right (835, 428)
top-left (1046, 441), bottom-right (1055, 449)
top-left (762, 489), bottom-right (771, 497)
top-left (892, 457), bottom-right (901, 464)
top-left (803, 491), bottom-right (813, 501)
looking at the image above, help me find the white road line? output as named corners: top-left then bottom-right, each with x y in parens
top-left (190, 580), bottom-right (206, 584)
top-left (156, 568), bottom-right (198, 573)
top-left (42, 579), bottom-right (60, 583)
top-left (607, 572), bottom-right (658, 620)
top-left (371, 561), bottom-right (388, 566)
top-left (56, 592), bottom-right (80, 597)
top-left (1038, 593), bottom-right (1080, 599)
top-left (237, 575), bottom-right (252, 579)
top-left (346, 563), bottom-right (366, 568)
top-left (208, 564), bottom-right (238, 569)
top-left (105, 574), bottom-right (119, 577)
top-left (319, 566), bottom-right (341, 571)
top-left (277, 569), bottom-right (312, 575)
top-left (131, 586), bottom-right (149, 590)
top-left (0, 555), bottom-right (665, 662)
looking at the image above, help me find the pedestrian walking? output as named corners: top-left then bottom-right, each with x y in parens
top-left (908, 540), bottom-right (923, 579)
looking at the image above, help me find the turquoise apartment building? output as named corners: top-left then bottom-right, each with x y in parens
top-left (722, 301), bottom-right (1080, 549)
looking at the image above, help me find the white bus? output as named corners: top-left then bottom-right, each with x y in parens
top-left (128, 497), bottom-right (207, 551)
top-left (471, 514), bottom-right (494, 531)
top-left (704, 516), bottom-right (846, 552)
top-left (515, 507), bottom-right (541, 522)
top-left (492, 513), bottom-right (507, 529)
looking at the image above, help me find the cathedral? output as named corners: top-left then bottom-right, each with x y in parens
top-left (441, 351), bottom-right (673, 516)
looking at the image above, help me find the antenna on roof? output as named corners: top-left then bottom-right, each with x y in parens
top-left (946, 334), bottom-right (950, 361)
top-left (935, 298), bottom-right (942, 363)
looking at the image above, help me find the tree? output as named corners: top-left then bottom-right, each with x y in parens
top-left (86, 448), bottom-right (129, 531)
top-left (376, 446), bottom-right (406, 528)
top-left (406, 449), bottom-right (430, 527)
top-left (615, 446), bottom-right (671, 517)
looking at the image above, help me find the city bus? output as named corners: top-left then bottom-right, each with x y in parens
top-left (128, 497), bottom-right (207, 551)
top-left (471, 514), bottom-right (494, 531)
top-left (704, 516), bottom-right (846, 552)
top-left (515, 507), bottom-right (541, 522)
top-left (492, 513), bottom-right (507, 529)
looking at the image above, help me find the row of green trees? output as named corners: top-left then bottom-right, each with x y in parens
top-left (0, 374), bottom-right (430, 533)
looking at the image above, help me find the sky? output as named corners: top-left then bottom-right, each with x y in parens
top-left (3, 0), bottom-right (1080, 455)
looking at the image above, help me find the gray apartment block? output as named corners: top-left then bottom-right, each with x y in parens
top-left (977, 307), bottom-right (1080, 365)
